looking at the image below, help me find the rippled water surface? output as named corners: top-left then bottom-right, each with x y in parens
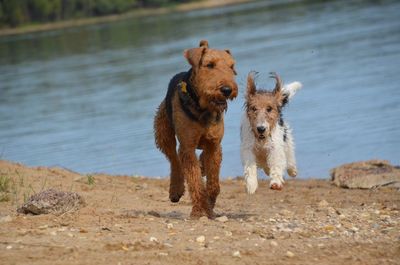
top-left (1, 0), bottom-right (399, 178)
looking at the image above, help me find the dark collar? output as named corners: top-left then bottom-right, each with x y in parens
top-left (178, 70), bottom-right (221, 125)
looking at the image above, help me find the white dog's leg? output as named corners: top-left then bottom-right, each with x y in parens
top-left (243, 155), bottom-right (258, 194)
top-left (268, 128), bottom-right (287, 190)
top-left (284, 125), bottom-right (297, 177)
top-left (240, 114), bottom-right (258, 194)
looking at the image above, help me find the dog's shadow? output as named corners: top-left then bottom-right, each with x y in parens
top-left (121, 209), bottom-right (255, 221)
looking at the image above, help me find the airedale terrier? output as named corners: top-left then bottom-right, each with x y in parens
top-left (154, 40), bottom-right (238, 219)
top-left (241, 72), bottom-right (302, 193)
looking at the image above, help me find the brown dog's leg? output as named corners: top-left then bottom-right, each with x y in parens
top-left (201, 144), bottom-right (222, 218)
top-left (154, 102), bottom-right (184, 202)
top-left (179, 147), bottom-right (208, 219)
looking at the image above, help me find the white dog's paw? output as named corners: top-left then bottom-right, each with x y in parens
top-left (246, 177), bottom-right (258, 194)
top-left (270, 179), bottom-right (283, 191)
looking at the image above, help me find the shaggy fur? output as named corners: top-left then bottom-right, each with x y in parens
top-left (154, 40), bottom-right (238, 218)
top-left (240, 72), bottom-right (301, 193)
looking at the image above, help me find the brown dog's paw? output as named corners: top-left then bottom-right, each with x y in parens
top-left (169, 192), bottom-right (183, 203)
top-left (190, 206), bottom-right (209, 220)
top-left (270, 183), bottom-right (283, 191)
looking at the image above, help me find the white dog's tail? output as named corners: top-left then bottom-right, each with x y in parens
top-left (282, 81), bottom-right (302, 100)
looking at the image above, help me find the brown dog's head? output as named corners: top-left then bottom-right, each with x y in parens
top-left (245, 72), bottom-right (288, 141)
top-left (184, 40), bottom-right (238, 113)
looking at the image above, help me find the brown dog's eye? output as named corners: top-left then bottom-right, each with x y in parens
top-left (266, 107), bottom-right (272, 113)
top-left (231, 65), bottom-right (237, 75)
top-left (251, 106), bottom-right (257, 112)
top-left (206, 62), bottom-right (215, 69)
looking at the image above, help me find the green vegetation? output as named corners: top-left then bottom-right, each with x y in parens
top-left (0, 0), bottom-right (195, 28)
top-left (87, 174), bottom-right (95, 186)
top-left (0, 174), bottom-right (10, 202)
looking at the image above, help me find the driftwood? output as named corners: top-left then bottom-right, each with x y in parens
top-left (17, 188), bottom-right (85, 215)
top-left (331, 160), bottom-right (400, 189)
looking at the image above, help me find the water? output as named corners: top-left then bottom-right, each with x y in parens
top-left (1, 0), bottom-right (399, 178)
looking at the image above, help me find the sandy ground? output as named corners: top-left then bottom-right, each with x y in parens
top-left (0, 160), bottom-right (399, 265)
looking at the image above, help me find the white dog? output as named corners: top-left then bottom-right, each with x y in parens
top-left (240, 72), bottom-right (302, 194)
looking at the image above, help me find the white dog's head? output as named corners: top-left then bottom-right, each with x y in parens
top-left (245, 72), bottom-right (302, 141)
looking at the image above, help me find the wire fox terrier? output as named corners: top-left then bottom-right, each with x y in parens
top-left (154, 40), bottom-right (238, 218)
top-left (240, 72), bottom-right (302, 193)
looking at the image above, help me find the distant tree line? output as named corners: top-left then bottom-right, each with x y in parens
top-left (0, 0), bottom-right (194, 27)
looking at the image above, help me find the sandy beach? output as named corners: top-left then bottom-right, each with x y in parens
top-left (0, 160), bottom-right (399, 264)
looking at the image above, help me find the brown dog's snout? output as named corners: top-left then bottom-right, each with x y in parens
top-left (220, 86), bottom-right (232, 97)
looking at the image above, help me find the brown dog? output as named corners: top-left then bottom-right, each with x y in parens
top-left (154, 40), bottom-right (238, 219)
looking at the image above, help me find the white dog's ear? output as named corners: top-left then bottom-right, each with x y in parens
top-left (282, 81), bottom-right (302, 100)
top-left (246, 71), bottom-right (257, 97)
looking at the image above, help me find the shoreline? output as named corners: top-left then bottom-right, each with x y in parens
top-left (0, 0), bottom-right (254, 37)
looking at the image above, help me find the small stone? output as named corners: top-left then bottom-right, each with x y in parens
top-left (164, 243), bottom-right (173, 248)
top-left (50, 231), bottom-right (57, 236)
top-left (286, 251), bottom-right (295, 258)
top-left (38, 225), bottom-right (49, 230)
top-left (270, 240), bottom-right (278, 247)
top-left (280, 209), bottom-right (292, 216)
top-left (232, 251), bottom-right (241, 258)
top-left (318, 200), bottom-right (329, 207)
top-left (199, 216), bottom-right (209, 222)
top-left (216, 216), bottom-right (228, 223)
top-left (224, 231), bottom-right (233, 237)
top-left (158, 252), bottom-right (168, 256)
top-left (166, 223), bottom-right (174, 229)
top-left (196, 235), bottom-right (205, 243)
top-left (149, 237), bottom-right (158, 243)
top-left (6, 245), bottom-right (12, 250)
top-left (350, 227), bottom-right (359, 232)
top-left (0, 215), bottom-right (12, 223)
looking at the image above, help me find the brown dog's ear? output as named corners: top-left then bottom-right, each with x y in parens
top-left (225, 49), bottom-right (231, 55)
top-left (184, 47), bottom-right (207, 68)
top-left (247, 71), bottom-right (257, 97)
top-left (199, 40), bottom-right (209, 48)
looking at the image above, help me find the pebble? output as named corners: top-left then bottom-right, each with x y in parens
top-left (196, 235), bottom-right (205, 243)
top-left (286, 251), bottom-right (295, 258)
top-left (270, 240), bottom-right (278, 247)
top-left (6, 245), bottom-right (12, 250)
top-left (0, 215), bottom-right (12, 223)
top-left (318, 200), bottom-right (329, 207)
top-left (158, 252), bottom-right (168, 256)
top-left (149, 237), bottom-right (158, 243)
top-left (199, 216), bottom-right (209, 222)
top-left (164, 243), bottom-right (173, 248)
top-left (166, 223), bottom-right (174, 229)
top-left (216, 216), bottom-right (228, 223)
top-left (224, 231), bottom-right (233, 237)
top-left (232, 251), bottom-right (241, 258)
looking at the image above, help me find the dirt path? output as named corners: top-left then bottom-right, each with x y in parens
top-left (0, 160), bottom-right (399, 264)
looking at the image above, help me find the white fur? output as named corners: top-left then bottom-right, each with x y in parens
top-left (240, 82), bottom-right (301, 194)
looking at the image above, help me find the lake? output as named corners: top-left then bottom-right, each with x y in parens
top-left (1, 0), bottom-right (399, 178)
